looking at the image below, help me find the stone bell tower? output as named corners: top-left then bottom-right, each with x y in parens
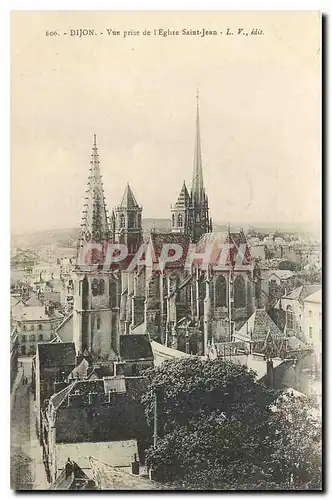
top-left (73, 134), bottom-right (120, 361)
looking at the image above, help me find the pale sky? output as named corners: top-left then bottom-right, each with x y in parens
top-left (11, 11), bottom-right (321, 234)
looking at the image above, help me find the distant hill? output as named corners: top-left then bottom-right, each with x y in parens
top-left (11, 218), bottom-right (320, 250)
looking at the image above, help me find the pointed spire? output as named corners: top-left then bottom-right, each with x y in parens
top-left (191, 90), bottom-right (204, 203)
top-left (174, 180), bottom-right (190, 208)
top-left (79, 134), bottom-right (110, 244)
top-left (119, 183), bottom-right (140, 209)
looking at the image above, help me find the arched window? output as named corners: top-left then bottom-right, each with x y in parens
top-left (286, 305), bottom-right (294, 330)
top-left (172, 214), bottom-right (175, 227)
top-left (109, 280), bottom-right (117, 308)
top-left (38, 324), bottom-right (43, 331)
top-left (30, 324), bottom-right (35, 331)
top-left (22, 324), bottom-right (26, 331)
top-left (21, 334), bottom-right (26, 343)
top-left (21, 345), bottom-right (26, 356)
top-left (234, 275), bottom-right (246, 308)
top-left (120, 214), bottom-right (125, 228)
top-left (38, 334), bottom-right (43, 342)
top-left (215, 275), bottom-right (227, 307)
top-left (99, 279), bottom-right (105, 295)
top-left (29, 334), bottom-right (35, 342)
top-left (96, 316), bottom-right (101, 330)
top-left (177, 213), bottom-right (183, 228)
top-left (92, 279), bottom-right (99, 296)
top-left (128, 214), bottom-right (136, 228)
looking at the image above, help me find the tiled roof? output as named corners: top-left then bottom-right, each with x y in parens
top-left (55, 440), bottom-right (139, 471)
top-left (196, 230), bottom-right (251, 267)
top-left (148, 232), bottom-right (190, 268)
top-left (120, 334), bottom-right (153, 361)
top-left (50, 383), bottom-right (75, 410)
top-left (119, 183), bottom-right (140, 209)
top-left (173, 181), bottom-right (190, 208)
top-left (236, 309), bottom-right (283, 341)
top-left (55, 312), bottom-right (73, 337)
top-left (18, 305), bottom-right (49, 321)
top-left (303, 289), bottom-right (322, 304)
top-left (89, 457), bottom-right (160, 490)
top-left (37, 342), bottom-right (76, 368)
top-left (69, 358), bottom-right (90, 380)
top-left (87, 364), bottom-right (114, 379)
top-left (284, 285), bottom-right (321, 303)
top-left (269, 270), bottom-right (294, 280)
top-left (49, 460), bottom-right (92, 490)
top-left (25, 294), bottom-right (44, 307)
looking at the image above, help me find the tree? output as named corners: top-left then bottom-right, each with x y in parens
top-left (142, 358), bottom-right (322, 490)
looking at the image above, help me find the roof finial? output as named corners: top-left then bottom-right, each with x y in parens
top-left (93, 133), bottom-right (97, 148)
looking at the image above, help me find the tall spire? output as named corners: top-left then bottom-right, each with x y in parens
top-left (79, 134), bottom-right (110, 245)
top-left (191, 90), bottom-right (204, 203)
top-left (119, 182), bottom-right (140, 209)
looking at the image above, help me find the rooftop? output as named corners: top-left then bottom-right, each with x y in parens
top-left (37, 342), bottom-right (76, 368)
top-left (120, 334), bottom-right (153, 361)
top-left (89, 457), bottom-right (161, 490)
top-left (236, 309), bottom-right (283, 341)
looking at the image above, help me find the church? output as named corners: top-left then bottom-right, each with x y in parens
top-left (56, 95), bottom-right (259, 362)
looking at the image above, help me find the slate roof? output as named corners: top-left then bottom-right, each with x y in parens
top-left (50, 383), bottom-right (75, 410)
top-left (120, 334), bottom-right (153, 361)
top-left (37, 342), bottom-right (76, 368)
top-left (25, 294), bottom-right (44, 307)
top-left (56, 440), bottom-right (139, 471)
top-left (49, 460), bottom-right (93, 490)
top-left (196, 230), bottom-right (251, 267)
top-left (304, 289), bottom-right (322, 304)
top-left (235, 309), bottom-right (283, 341)
top-left (87, 364), bottom-right (114, 380)
top-left (89, 457), bottom-right (160, 490)
top-left (269, 270), bottom-right (294, 280)
top-left (148, 233), bottom-right (190, 268)
top-left (283, 285), bottom-right (321, 303)
top-left (173, 181), bottom-right (190, 208)
top-left (119, 183), bottom-right (140, 209)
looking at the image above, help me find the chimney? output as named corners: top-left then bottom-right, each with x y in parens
top-left (266, 358), bottom-right (275, 388)
top-left (88, 392), bottom-right (98, 406)
top-left (153, 385), bottom-right (164, 447)
top-left (65, 458), bottom-right (73, 478)
top-left (75, 352), bottom-right (83, 366)
top-left (114, 360), bottom-right (126, 377)
top-left (131, 453), bottom-right (140, 475)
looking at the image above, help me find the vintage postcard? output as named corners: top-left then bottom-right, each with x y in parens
top-left (10, 11), bottom-right (322, 491)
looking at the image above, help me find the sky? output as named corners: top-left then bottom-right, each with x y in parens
top-left (11, 11), bottom-right (321, 234)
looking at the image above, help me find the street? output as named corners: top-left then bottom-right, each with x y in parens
top-left (10, 358), bottom-right (48, 490)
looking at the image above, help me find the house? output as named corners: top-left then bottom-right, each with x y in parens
top-left (276, 284), bottom-right (321, 342)
top-left (233, 308), bottom-right (285, 356)
top-left (34, 342), bottom-right (76, 439)
top-left (48, 459), bottom-right (95, 490)
top-left (12, 301), bottom-right (64, 356)
top-left (89, 456), bottom-right (161, 490)
top-left (43, 375), bottom-right (151, 482)
top-left (119, 334), bottom-right (154, 376)
top-left (303, 289), bottom-right (322, 350)
top-left (268, 269), bottom-right (294, 286)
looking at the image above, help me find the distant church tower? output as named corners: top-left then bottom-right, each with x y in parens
top-left (73, 134), bottom-right (120, 361)
top-left (112, 183), bottom-right (143, 255)
top-left (171, 181), bottom-right (190, 234)
top-left (171, 92), bottom-right (212, 242)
